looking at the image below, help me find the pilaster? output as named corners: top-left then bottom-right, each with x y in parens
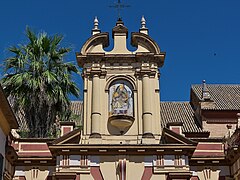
top-left (135, 63), bottom-right (158, 138)
top-left (142, 73), bottom-right (153, 138)
top-left (91, 73), bottom-right (101, 138)
top-left (83, 63), bottom-right (106, 138)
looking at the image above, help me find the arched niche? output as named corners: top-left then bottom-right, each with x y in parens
top-left (106, 77), bottom-right (136, 135)
top-left (108, 80), bottom-right (134, 117)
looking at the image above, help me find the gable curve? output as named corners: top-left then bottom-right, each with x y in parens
top-left (80, 32), bottom-right (109, 55)
top-left (131, 32), bottom-right (161, 54)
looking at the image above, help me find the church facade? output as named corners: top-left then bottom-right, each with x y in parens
top-left (11, 17), bottom-right (240, 180)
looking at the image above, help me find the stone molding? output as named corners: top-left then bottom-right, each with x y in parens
top-left (105, 75), bottom-right (136, 91)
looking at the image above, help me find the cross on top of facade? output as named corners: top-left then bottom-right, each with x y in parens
top-left (109, 0), bottom-right (130, 20)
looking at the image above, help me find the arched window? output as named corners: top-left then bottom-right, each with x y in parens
top-left (108, 80), bottom-right (134, 117)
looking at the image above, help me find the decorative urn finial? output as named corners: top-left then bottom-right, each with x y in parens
top-left (92, 16), bottom-right (101, 35)
top-left (140, 16), bottom-right (148, 35)
top-left (141, 16), bottom-right (146, 28)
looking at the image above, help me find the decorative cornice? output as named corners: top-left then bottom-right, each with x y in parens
top-left (135, 64), bottom-right (158, 78)
top-left (48, 144), bottom-right (197, 156)
top-left (135, 52), bottom-right (165, 67)
top-left (82, 63), bottom-right (107, 78)
top-left (78, 53), bottom-right (163, 78)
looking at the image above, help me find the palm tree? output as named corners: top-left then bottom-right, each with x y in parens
top-left (1, 27), bottom-right (80, 138)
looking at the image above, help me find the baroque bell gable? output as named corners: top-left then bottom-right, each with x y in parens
top-left (76, 18), bottom-right (165, 143)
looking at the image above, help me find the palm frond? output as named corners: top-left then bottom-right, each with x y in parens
top-left (2, 27), bottom-right (80, 138)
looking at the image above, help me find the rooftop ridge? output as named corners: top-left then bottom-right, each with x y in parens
top-left (192, 84), bottom-right (240, 86)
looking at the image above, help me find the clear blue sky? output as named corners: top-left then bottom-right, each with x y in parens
top-left (1, 0), bottom-right (240, 101)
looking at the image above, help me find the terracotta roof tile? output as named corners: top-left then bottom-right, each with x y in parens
top-left (70, 101), bottom-right (83, 127)
top-left (192, 85), bottom-right (240, 110)
top-left (17, 101), bottom-right (206, 134)
top-left (17, 101), bottom-right (83, 131)
top-left (160, 102), bottom-right (204, 133)
top-left (70, 101), bottom-right (83, 115)
top-left (70, 101), bottom-right (204, 133)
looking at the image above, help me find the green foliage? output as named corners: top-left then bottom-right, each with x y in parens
top-left (1, 27), bottom-right (80, 138)
top-left (18, 130), bottom-right (30, 138)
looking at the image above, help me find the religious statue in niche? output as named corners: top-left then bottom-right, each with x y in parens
top-left (109, 82), bottom-right (133, 116)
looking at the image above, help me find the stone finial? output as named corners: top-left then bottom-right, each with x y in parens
top-left (141, 16), bottom-right (146, 28)
top-left (202, 80), bottom-right (211, 101)
top-left (140, 16), bottom-right (148, 35)
top-left (115, 18), bottom-right (125, 27)
top-left (92, 16), bottom-right (101, 35)
top-left (94, 17), bottom-right (99, 29)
